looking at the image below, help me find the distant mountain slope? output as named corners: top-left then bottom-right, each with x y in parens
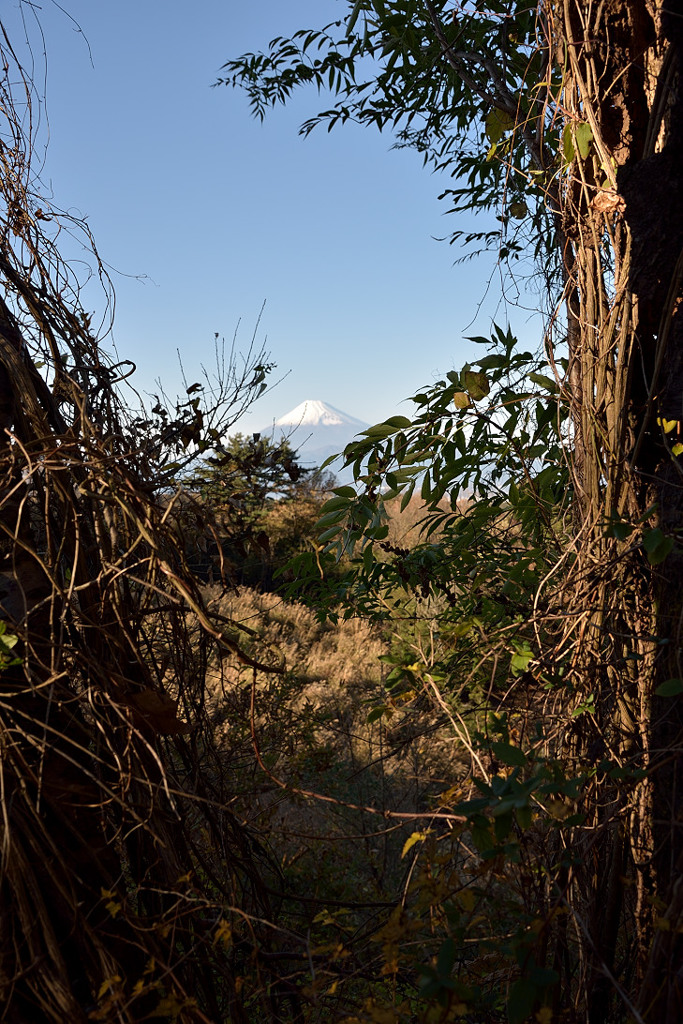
top-left (265, 399), bottom-right (370, 482)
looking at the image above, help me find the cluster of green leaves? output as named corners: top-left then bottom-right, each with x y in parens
top-left (604, 504), bottom-right (680, 567)
top-left (341, 732), bottom-right (593, 1023)
top-left (363, 693), bottom-right (643, 1024)
top-left (276, 324), bottom-right (584, 1020)
top-left (287, 324), bottom-right (569, 620)
top-left (415, 778), bottom-right (585, 1023)
top-left (220, 1), bottom-right (565, 267)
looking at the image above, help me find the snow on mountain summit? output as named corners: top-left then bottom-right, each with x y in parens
top-left (266, 400), bottom-right (370, 484)
top-left (274, 400), bottom-right (367, 429)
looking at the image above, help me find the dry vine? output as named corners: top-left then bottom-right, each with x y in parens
top-left (0, 15), bottom-right (292, 1023)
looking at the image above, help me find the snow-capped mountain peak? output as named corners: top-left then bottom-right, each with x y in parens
top-left (265, 400), bottom-right (370, 484)
top-left (274, 399), bottom-right (367, 429)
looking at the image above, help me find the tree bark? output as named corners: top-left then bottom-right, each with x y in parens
top-left (557, 2), bottom-right (683, 1017)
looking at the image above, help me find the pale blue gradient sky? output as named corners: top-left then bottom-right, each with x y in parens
top-left (7, 0), bottom-right (540, 432)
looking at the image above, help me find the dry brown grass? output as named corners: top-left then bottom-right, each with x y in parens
top-left (198, 586), bottom-right (469, 917)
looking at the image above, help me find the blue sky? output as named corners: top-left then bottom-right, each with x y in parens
top-left (8, 0), bottom-right (539, 432)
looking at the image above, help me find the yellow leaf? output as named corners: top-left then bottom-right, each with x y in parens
top-left (547, 799), bottom-right (571, 820)
top-left (438, 785), bottom-right (462, 803)
top-left (97, 975), bottom-right (122, 1000)
top-left (401, 830), bottom-right (431, 858)
top-left (149, 994), bottom-right (197, 1018)
top-left (453, 392), bottom-right (470, 410)
top-left (658, 417), bottom-right (677, 434)
top-left (536, 1009), bottom-right (553, 1024)
top-left (458, 887), bottom-right (476, 912)
top-left (672, 443), bottom-right (683, 456)
top-left (214, 919), bottom-right (233, 948)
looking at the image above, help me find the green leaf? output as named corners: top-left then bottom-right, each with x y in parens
top-left (461, 369), bottom-right (490, 401)
top-left (318, 525), bottom-right (343, 544)
top-left (516, 804), bottom-right (533, 830)
top-left (400, 479), bottom-right (416, 511)
top-left (0, 629), bottom-right (18, 651)
top-left (527, 372), bottom-right (558, 393)
top-left (491, 741), bottom-right (527, 767)
top-left (316, 509), bottom-right (348, 529)
top-left (529, 967), bottom-right (559, 988)
top-left (655, 678), bottom-right (683, 697)
top-left (494, 810), bottom-right (514, 841)
top-left (510, 646), bottom-right (533, 675)
top-left (571, 693), bottom-right (596, 718)
top-left (471, 820), bottom-right (494, 853)
top-left (559, 812), bottom-right (587, 828)
top-left (508, 978), bottom-right (536, 1024)
top-left (509, 201), bottom-right (527, 219)
top-left (562, 124), bottom-right (575, 164)
top-left (361, 423), bottom-right (398, 439)
top-left (346, 0), bottom-right (363, 34)
top-left (436, 938), bottom-right (456, 978)
top-left (605, 519), bottom-right (633, 541)
top-left (485, 107), bottom-right (514, 144)
top-left (367, 705), bottom-right (390, 724)
top-left (575, 121), bottom-right (593, 159)
top-left (643, 529), bottom-right (674, 565)
top-left (476, 354), bottom-right (508, 371)
top-left (320, 496), bottom-right (352, 514)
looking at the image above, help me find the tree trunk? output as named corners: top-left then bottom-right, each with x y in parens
top-left (558, 2), bottom-right (683, 1017)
